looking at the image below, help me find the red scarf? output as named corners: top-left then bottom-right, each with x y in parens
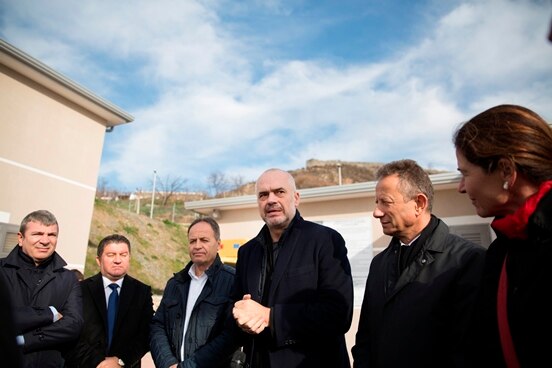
top-left (491, 180), bottom-right (552, 239)
top-left (492, 180), bottom-right (552, 368)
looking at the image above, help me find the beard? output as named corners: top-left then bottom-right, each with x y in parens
top-left (265, 215), bottom-right (290, 229)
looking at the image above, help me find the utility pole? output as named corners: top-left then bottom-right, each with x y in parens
top-left (150, 170), bottom-right (157, 219)
top-left (337, 163), bottom-right (342, 186)
top-left (136, 189), bottom-right (141, 214)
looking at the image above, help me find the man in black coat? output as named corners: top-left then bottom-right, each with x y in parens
top-left (352, 159), bottom-right (485, 368)
top-left (0, 261), bottom-right (23, 367)
top-left (65, 234), bottom-right (154, 368)
top-left (0, 209), bottom-right (83, 368)
top-left (232, 168), bottom-right (354, 368)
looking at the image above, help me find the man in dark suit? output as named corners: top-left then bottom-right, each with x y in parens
top-left (231, 168), bottom-right (354, 367)
top-left (65, 234), bottom-right (154, 368)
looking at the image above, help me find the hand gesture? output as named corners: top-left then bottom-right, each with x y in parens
top-left (232, 294), bottom-right (270, 334)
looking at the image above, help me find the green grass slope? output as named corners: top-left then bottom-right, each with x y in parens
top-left (85, 199), bottom-right (190, 294)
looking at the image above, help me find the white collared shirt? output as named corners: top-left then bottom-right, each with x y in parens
top-left (400, 233), bottom-right (421, 247)
top-left (180, 264), bottom-right (208, 360)
top-left (102, 276), bottom-right (124, 306)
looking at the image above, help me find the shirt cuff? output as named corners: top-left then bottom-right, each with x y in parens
top-left (49, 306), bottom-right (60, 322)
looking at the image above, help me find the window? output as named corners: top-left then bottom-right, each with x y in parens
top-left (0, 223), bottom-right (19, 258)
top-left (449, 223), bottom-right (494, 248)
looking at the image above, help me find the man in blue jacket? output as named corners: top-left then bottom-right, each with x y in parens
top-left (232, 168), bottom-right (354, 367)
top-left (0, 209), bottom-right (83, 368)
top-left (150, 217), bottom-right (237, 368)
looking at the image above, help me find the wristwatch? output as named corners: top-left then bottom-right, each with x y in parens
top-left (118, 358), bottom-right (125, 366)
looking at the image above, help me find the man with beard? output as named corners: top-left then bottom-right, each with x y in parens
top-left (231, 168), bottom-right (354, 368)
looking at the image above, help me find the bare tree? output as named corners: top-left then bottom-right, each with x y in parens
top-left (156, 174), bottom-right (188, 206)
top-left (207, 171), bottom-right (229, 197)
top-left (230, 174), bottom-right (246, 194)
top-left (96, 177), bottom-right (108, 198)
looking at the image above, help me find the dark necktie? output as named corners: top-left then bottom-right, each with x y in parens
top-left (107, 283), bottom-right (119, 349)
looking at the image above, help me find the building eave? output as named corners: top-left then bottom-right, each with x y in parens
top-left (0, 38), bottom-right (133, 126)
top-left (185, 171), bottom-right (461, 214)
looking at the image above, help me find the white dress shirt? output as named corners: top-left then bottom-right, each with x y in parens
top-left (102, 276), bottom-right (124, 306)
top-left (180, 264), bottom-right (208, 360)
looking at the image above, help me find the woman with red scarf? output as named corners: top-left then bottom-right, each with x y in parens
top-left (453, 104), bottom-right (552, 368)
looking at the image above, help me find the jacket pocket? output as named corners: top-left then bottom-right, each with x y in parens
top-left (197, 296), bottom-right (229, 330)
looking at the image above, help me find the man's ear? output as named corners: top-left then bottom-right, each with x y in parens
top-left (294, 191), bottom-right (300, 207)
top-left (414, 193), bottom-right (428, 215)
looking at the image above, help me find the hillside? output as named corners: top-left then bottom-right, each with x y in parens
top-left (85, 199), bottom-right (190, 294)
top-left (221, 159), bottom-right (444, 196)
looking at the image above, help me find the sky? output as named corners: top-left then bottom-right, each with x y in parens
top-left (1, 0), bottom-right (551, 194)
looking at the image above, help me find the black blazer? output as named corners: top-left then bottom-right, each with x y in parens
top-left (65, 273), bottom-right (154, 368)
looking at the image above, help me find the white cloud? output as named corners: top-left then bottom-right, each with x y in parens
top-left (2, 0), bottom-right (550, 191)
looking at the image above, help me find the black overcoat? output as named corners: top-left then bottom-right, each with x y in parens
top-left (234, 211), bottom-right (354, 368)
top-left (0, 246), bottom-right (83, 368)
top-left (353, 218), bottom-right (485, 368)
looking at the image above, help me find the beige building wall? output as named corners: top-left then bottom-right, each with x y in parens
top-left (0, 39), bottom-right (133, 270)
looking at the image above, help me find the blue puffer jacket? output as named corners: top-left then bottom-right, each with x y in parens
top-left (150, 254), bottom-right (237, 368)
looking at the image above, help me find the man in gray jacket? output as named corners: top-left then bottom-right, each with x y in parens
top-left (352, 160), bottom-right (485, 368)
top-left (150, 217), bottom-right (237, 368)
top-left (0, 209), bottom-right (83, 368)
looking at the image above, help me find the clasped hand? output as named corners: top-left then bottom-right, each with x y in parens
top-left (233, 294), bottom-right (270, 334)
top-left (96, 356), bottom-right (121, 368)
